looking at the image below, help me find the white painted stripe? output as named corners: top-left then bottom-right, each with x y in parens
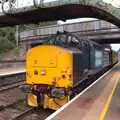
top-left (0, 70), bottom-right (26, 76)
top-left (45, 63), bottom-right (119, 120)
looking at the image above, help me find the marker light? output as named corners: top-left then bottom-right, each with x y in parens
top-left (51, 77), bottom-right (56, 84)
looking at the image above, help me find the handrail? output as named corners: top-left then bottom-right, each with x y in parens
top-left (19, 29), bottom-right (120, 42)
top-left (1, 0), bottom-right (16, 14)
top-left (20, 20), bottom-right (115, 32)
top-left (19, 27), bottom-right (120, 39)
top-left (0, 60), bottom-right (25, 63)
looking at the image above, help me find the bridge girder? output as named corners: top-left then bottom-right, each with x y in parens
top-left (0, 0), bottom-right (120, 27)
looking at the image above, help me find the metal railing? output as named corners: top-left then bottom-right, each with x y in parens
top-left (0, 60), bottom-right (25, 63)
top-left (19, 20), bottom-right (119, 41)
top-left (0, 0), bottom-right (62, 14)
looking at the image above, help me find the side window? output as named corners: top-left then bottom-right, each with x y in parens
top-left (95, 50), bottom-right (103, 67)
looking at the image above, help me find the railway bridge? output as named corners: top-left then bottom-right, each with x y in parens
top-left (0, 0), bottom-right (120, 27)
top-left (19, 20), bottom-right (120, 44)
top-left (18, 19), bottom-right (120, 59)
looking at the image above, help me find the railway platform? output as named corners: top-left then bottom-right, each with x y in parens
top-left (0, 67), bottom-right (25, 77)
top-left (46, 63), bottom-right (120, 120)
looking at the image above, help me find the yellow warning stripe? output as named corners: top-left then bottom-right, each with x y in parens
top-left (99, 79), bottom-right (119, 120)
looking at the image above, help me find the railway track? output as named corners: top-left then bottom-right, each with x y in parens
top-left (0, 60), bottom-right (25, 63)
top-left (12, 107), bottom-right (54, 120)
top-left (0, 99), bottom-right (53, 120)
top-left (0, 71), bottom-right (25, 87)
top-left (0, 98), bottom-right (30, 120)
top-left (0, 81), bottom-right (24, 92)
top-left (13, 108), bottom-right (35, 120)
top-left (0, 71), bottom-right (25, 94)
top-left (0, 71), bottom-right (53, 120)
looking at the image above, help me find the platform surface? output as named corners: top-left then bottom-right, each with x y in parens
top-left (105, 78), bottom-right (120, 120)
top-left (0, 67), bottom-right (25, 76)
top-left (46, 63), bottom-right (120, 120)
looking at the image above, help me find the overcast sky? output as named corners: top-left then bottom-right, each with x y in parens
top-left (111, 44), bottom-right (120, 51)
top-left (102, 0), bottom-right (120, 8)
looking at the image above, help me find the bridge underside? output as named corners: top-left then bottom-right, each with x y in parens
top-left (0, 4), bottom-right (120, 27)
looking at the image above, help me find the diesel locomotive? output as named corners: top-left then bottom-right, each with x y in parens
top-left (25, 32), bottom-right (118, 110)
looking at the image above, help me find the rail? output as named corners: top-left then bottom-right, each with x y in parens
top-left (13, 108), bottom-right (35, 120)
top-left (0, 60), bottom-right (25, 63)
top-left (0, 81), bottom-right (24, 92)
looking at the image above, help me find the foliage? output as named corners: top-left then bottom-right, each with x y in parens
top-left (0, 27), bottom-right (16, 54)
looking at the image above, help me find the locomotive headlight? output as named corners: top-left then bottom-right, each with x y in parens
top-left (40, 70), bottom-right (46, 75)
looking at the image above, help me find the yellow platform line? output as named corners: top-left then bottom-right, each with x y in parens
top-left (99, 78), bottom-right (119, 120)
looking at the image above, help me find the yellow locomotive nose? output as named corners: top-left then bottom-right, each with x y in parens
top-left (26, 45), bottom-right (73, 88)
